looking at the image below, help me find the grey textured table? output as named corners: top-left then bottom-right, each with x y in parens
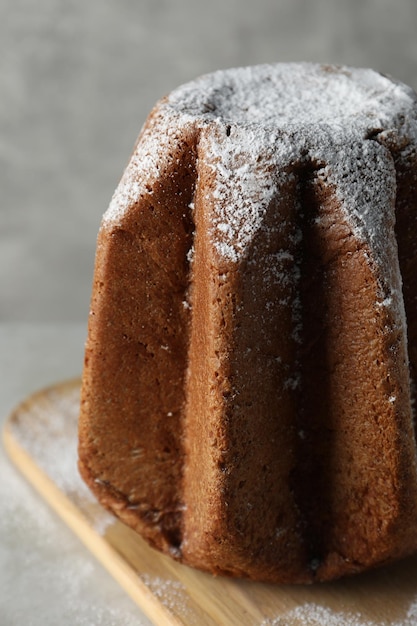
top-left (2, 0), bottom-right (417, 623)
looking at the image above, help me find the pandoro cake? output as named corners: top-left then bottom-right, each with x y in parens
top-left (78, 62), bottom-right (417, 584)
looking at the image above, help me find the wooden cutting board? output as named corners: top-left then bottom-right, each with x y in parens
top-left (4, 379), bottom-right (417, 625)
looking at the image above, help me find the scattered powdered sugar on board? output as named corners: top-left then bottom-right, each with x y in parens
top-left (2, 430), bottom-right (147, 624)
top-left (11, 382), bottom-right (115, 536)
top-left (260, 598), bottom-right (417, 626)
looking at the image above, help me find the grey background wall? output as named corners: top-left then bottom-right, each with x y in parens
top-left (2, 0), bottom-right (417, 321)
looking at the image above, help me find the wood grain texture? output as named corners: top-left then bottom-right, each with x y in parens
top-left (4, 379), bottom-right (417, 625)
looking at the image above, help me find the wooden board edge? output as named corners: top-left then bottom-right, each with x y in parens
top-left (2, 398), bottom-right (184, 626)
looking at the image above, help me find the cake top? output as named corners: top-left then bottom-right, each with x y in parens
top-left (167, 62), bottom-right (417, 136)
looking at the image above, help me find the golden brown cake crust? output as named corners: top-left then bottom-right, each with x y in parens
top-left (79, 63), bottom-right (417, 583)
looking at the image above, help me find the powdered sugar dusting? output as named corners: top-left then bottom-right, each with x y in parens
top-left (199, 123), bottom-right (296, 262)
top-left (168, 63), bottom-right (416, 132)
top-left (260, 597), bottom-right (417, 626)
top-left (103, 62), bottom-right (417, 280)
top-left (105, 110), bottom-right (194, 225)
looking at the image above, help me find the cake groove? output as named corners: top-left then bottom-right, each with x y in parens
top-left (290, 164), bottom-right (334, 575)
